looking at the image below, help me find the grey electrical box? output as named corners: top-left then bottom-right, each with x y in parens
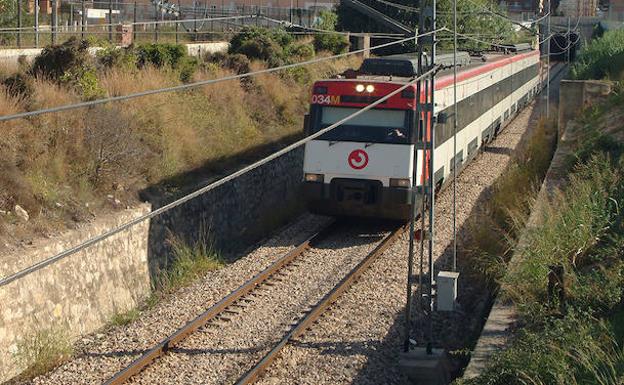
top-left (437, 271), bottom-right (459, 312)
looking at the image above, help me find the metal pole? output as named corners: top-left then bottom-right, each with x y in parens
top-left (193, 1), bottom-right (198, 40)
top-left (175, 0), bottom-right (180, 44)
top-left (51, 0), bottom-right (57, 44)
top-left (108, 0), bottom-right (113, 41)
top-left (567, 16), bottom-right (571, 64)
top-left (133, 0), bottom-right (137, 42)
top-left (546, 0), bottom-right (550, 118)
top-left (70, 3), bottom-right (74, 32)
top-left (81, 0), bottom-right (85, 38)
top-left (405, 24), bottom-right (423, 353)
top-left (17, 0), bottom-right (22, 48)
top-left (34, 0), bottom-right (39, 47)
top-left (452, 0), bottom-right (457, 273)
top-left (427, 0), bottom-right (437, 355)
top-left (154, 2), bottom-right (158, 42)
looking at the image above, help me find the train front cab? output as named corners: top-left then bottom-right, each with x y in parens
top-left (302, 83), bottom-right (424, 221)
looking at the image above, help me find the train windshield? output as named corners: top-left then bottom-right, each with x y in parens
top-left (313, 107), bottom-right (411, 144)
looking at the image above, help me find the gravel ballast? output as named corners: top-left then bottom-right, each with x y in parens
top-left (255, 102), bottom-right (542, 385)
top-left (28, 99), bottom-right (542, 385)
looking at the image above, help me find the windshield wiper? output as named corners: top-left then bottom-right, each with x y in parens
top-left (365, 142), bottom-right (375, 148)
top-left (328, 141), bottom-right (340, 146)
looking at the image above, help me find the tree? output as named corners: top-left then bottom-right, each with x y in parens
top-left (0, 0), bottom-right (17, 27)
top-left (337, 0), bottom-right (518, 51)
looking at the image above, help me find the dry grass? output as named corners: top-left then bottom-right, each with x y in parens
top-left (0, 54), bottom-right (361, 242)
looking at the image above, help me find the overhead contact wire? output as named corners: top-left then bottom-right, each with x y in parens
top-left (0, 32), bottom-right (442, 123)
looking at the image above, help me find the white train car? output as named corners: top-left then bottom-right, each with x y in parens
top-left (303, 48), bottom-right (541, 220)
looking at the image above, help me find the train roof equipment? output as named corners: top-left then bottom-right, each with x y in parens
top-left (359, 51), bottom-right (472, 78)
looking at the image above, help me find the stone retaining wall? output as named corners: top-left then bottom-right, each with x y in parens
top-left (0, 147), bottom-right (305, 382)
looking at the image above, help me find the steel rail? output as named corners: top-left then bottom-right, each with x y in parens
top-left (235, 223), bottom-right (408, 385)
top-left (103, 221), bottom-right (337, 385)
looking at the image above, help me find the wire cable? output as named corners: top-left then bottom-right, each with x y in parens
top-left (452, 0), bottom-right (458, 272)
top-left (0, 65), bottom-right (440, 287)
top-left (371, 0), bottom-right (420, 12)
top-left (0, 31), bottom-right (441, 123)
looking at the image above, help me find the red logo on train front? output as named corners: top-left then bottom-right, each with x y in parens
top-left (348, 149), bottom-right (369, 170)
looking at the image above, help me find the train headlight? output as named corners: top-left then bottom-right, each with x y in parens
top-left (366, 84), bottom-right (375, 93)
top-left (390, 178), bottom-right (411, 188)
top-left (355, 84), bottom-right (365, 92)
top-left (305, 173), bottom-right (324, 183)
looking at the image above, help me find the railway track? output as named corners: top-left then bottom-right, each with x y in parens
top-left (103, 221), bottom-right (406, 385)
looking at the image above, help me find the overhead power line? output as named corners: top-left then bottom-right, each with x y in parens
top-left (0, 64), bottom-right (440, 288)
top-left (0, 31), bottom-right (443, 124)
top-left (371, 0), bottom-right (420, 12)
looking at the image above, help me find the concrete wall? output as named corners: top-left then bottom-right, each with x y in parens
top-left (558, 79), bottom-right (612, 136)
top-left (0, 146), bottom-right (305, 382)
top-left (0, 41), bottom-right (229, 66)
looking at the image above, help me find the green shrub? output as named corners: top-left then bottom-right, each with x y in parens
top-left (206, 52), bottom-right (251, 74)
top-left (312, 9), bottom-right (349, 55)
top-left (313, 33), bottom-right (350, 54)
top-left (235, 34), bottom-right (283, 62)
top-left (97, 47), bottom-right (138, 70)
top-left (31, 37), bottom-right (91, 80)
top-left (570, 29), bottom-right (624, 80)
top-left (136, 43), bottom-right (187, 68)
top-left (60, 67), bottom-right (105, 101)
top-left (178, 56), bottom-right (198, 83)
top-left (286, 42), bottom-right (315, 60)
top-left (268, 27), bottom-right (295, 48)
top-left (459, 313), bottom-right (624, 385)
top-left (156, 231), bottom-right (225, 292)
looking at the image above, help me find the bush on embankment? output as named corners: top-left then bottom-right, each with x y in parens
top-left (457, 96), bottom-right (624, 385)
top-left (0, 34), bottom-right (360, 240)
top-left (460, 119), bottom-right (558, 291)
top-left (570, 28), bottom-right (624, 80)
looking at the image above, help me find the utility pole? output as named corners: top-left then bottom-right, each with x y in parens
top-left (404, 0), bottom-right (437, 355)
top-left (546, 0), bottom-right (551, 118)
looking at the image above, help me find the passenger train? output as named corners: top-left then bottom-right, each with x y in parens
top-left (302, 46), bottom-right (542, 220)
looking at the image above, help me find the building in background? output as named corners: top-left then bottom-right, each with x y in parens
top-left (558, 0), bottom-right (597, 16)
top-left (499, 0), bottom-right (543, 20)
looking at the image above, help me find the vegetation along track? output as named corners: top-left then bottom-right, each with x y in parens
top-left (103, 221), bottom-right (406, 385)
